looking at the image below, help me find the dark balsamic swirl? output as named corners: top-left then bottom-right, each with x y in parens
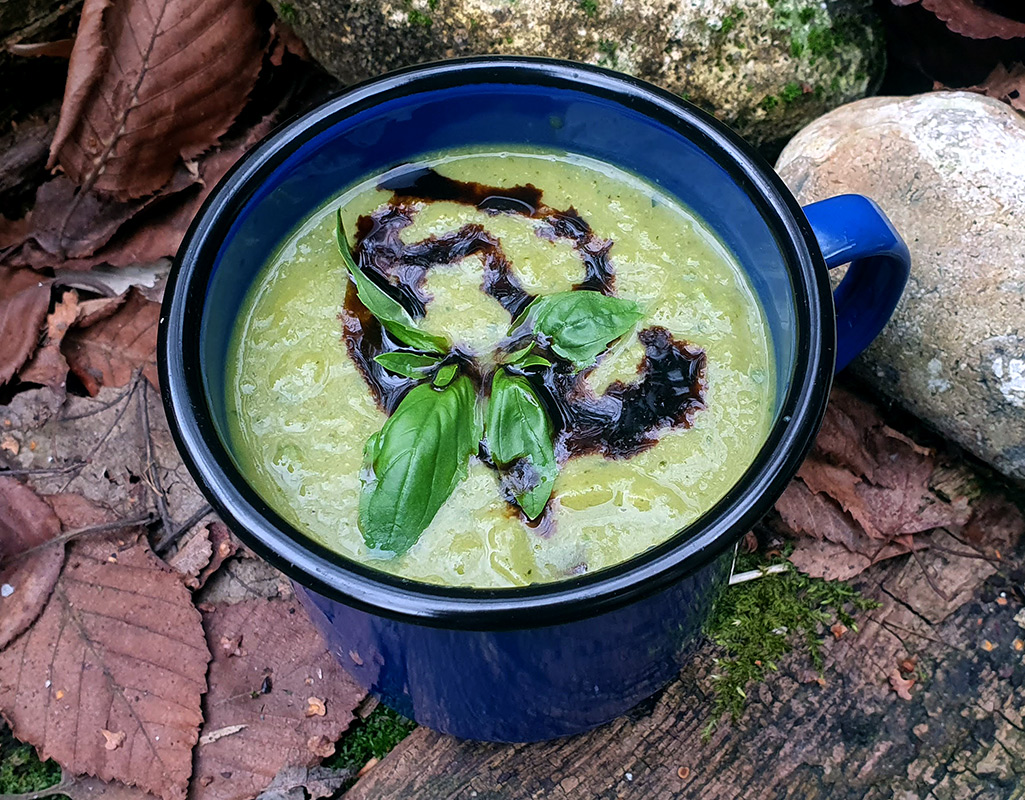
top-left (339, 167), bottom-right (706, 460)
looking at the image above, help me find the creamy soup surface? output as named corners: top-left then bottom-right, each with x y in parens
top-left (226, 150), bottom-right (775, 588)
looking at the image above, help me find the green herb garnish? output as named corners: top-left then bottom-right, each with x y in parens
top-left (358, 376), bottom-right (482, 555)
top-left (373, 351), bottom-right (444, 378)
top-left (336, 211), bottom-right (448, 354)
top-left (485, 368), bottom-right (558, 520)
top-left (511, 290), bottom-right (642, 370)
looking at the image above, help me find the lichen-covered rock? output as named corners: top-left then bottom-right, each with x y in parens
top-left (273, 0), bottom-right (883, 146)
top-left (777, 92), bottom-right (1025, 484)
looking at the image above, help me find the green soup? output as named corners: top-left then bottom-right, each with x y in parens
top-left (226, 150), bottom-right (774, 588)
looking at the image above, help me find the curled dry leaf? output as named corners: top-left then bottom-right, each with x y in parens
top-left (193, 599), bottom-right (365, 800)
top-left (49, 0), bottom-right (266, 200)
top-left (63, 287), bottom-right (159, 394)
top-left (888, 668), bottom-right (916, 701)
top-left (0, 514), bottom-right (210, 800)
top-left (168, 525), bottom-right (214, 588)
top-left (776, 387), bottom-right (971, 579)
top-left (305, 697), bottom-right (327, 717)
top-left (0, 267), bottom-right (52, 386)
top-left (964, 62), bottom-right (1025, 112)
top-left (101, 729), bottom-right (127, 750)
top-left (892, 0), bottom-right (1025, 39)
top-left (306, 735), bottom-right (335, 759)
top-left (20, 289), bottom-right (80, 391)
top-left (0, 476), bottom-right (63, 649)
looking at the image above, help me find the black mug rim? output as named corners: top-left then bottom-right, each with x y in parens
top-left (159, 56), bottom-right (835, 631)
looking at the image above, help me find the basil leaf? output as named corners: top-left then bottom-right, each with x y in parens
top-left (501, 342), bottom-right (534, 364)
top-left (359, 375), bottom-right (482, 555)
top-left (374, 351), bottom-right (443, 379)
top-left (512, 290), bottom-right (642, 370)
top-left (485, 369), bottom-right (557, 520)
top-left (336, 211), bottom-right (448, 354)
top-left (515, 354), bottom-right (552, 370)
top-left (433, 363), bottom-right (458, 387)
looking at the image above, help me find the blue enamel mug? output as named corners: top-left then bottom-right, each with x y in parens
top-left (159, 57), bottom-right (910, 742)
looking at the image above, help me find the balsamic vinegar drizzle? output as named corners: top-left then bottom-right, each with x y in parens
top-left (340, 166), bottom-right (706, 464)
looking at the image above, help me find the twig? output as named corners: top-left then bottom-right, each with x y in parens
top-left (139, 379), bottom-right (174, 538)
top-left (728, 564), bottom-right (789, 585)
top-left (0, 513), bottom-right (157, 568)
top-left (0, 462), bottom-right (84, 477)
top-left (0, 780), bottom-right (70, 800)
top-left (154, 502), bottom-right (214, 555)
top-left (58, 378), bottom-right (139, 421)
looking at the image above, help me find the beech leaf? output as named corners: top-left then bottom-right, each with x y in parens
top-left (193, 599), bottom-right (366, 800)
top-left (0, 520), bottom-right (210, 800)
top-left (63, 287), bottom-right (160, 395)
top-left (20, 289), bottom-right (80, 391)
top-left (896, 0), bottom-right (1025, 39)
top-left (49, 0), bottom-right (266, 200)
top-left (0, 268), bottom-right (52, 386)
top-left (0, 476), bottom-right (63, 650)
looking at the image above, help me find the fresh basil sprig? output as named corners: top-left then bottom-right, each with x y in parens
top-left (512, 290), bottom-right (642, 370)
top-left (485, 368), bottom-right (557, 520)
top-left (433, 363), bottom-right (458, 387)
top-left (374, 351), bottom-right (443, 379)
top-left (336, 211), bottom-right (448, 354)
top-left (358, 375), bottom-right (482, 555)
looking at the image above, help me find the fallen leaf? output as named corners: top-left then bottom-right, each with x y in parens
top-left (306, 697), bottom-right (327, 717)
top-left (888, 668), bottom-right (916, 701)
top-left (254, 765), bottom-right (351, 800)
top-left (195, 522), bottom-right (239, 590)
top-left (964, 62), bottom-right (1025, 111)
top-left (49, 0), bottom-right (266, 200)
top-left (963, 494), bottom-right (1025, 552)
top-left (1, 434), bottom-right (18, 455)
top-left (33, 769), bottom-right (160, 800)
top-left (0, 267), bottom-right (52, 385)
top-left (777, 388), bottom-right (971, 578)
top-left (0, 476), bottom-right (63, 649)
top-left (20, 289), bottom-right (80, 391)
top-left (168, 526), bottom-right (214, 589)
top-left (0, 521), bottom-right (210, 800)
top-left (197, 554), bottom-right (293, 606)
top-left (101, 729), bottom-right (127, 751)
top-left (75, 293), bottom-right (129, 328)
top-left (193, 599), bottom-right (366, 800)
top-left (269, 20), bottom-right (310, 66)
top-left (893, 0), bottom-right (1025, 39)
top-left (900, 656), bottom-right (918, 673)
top-left (0, 104), bottom-right (59, 205)
top-left (63, 287), bottom-right (159, 394)
top-left (830, 622), bottom-right (848, 640)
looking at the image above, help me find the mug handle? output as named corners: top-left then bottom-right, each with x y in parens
top-left (802, 195), bottom-right (911, 373)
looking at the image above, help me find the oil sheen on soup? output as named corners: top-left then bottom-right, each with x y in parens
top-left (226, 150), bottom-right (775, 588)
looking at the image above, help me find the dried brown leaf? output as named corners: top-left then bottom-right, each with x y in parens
top-left (965, 62), bottom-right (1025, 111)
top-left (168, 525), bottom-right (214, 589)
top-left (195, 521), bottom-right (239, 590)
top-left (888, 668), bottom-right (916, 701)
top-left (63, 287), bottom-right (159, 394)
top-left (0, 268), bottom-right (51, 385)
top-left (20, 289), bottom-right (79, 391)
top-left (0, 476), bottom-right (63, 649)
top-left (76, 293), bottom-right (129, 328)
top-left (899, 0), bottom-right (1025, 39)
top-left (193, 599), bottom-right (366, 800)
top-left (0, 383), bottom-right (208, 562)
top-left (0, 104), bottom-right (58, 202)
top-left (49, 0), bottom-right (265, 200)
top-left (36, 769), bottom-right (161, 800)
top-left (0, 526), bottom-right (209, 800)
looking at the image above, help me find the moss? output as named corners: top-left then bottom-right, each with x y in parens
top-left (720, 15), bottom-right (737, 35)
top-left (277, 1), bottom-right (297, 23)
top-left (780, 80), bottom-right (802, 104)
top-left (0, 724), bottom-right (61, 796)
top-left (798, 6), bottom-right (815, 24)
top-left (578, 0), bottom-right (598, 17)
top-left (789, 38), bottom-right (803, 58)
top-left (760, 94), bottom-right (779, 111)
top-left (407, 8), bottom-right (432, 27)
top-left (702, 548), bottom-right (880, 736)
top-left (428, 0), bottom-right (439, 9)
top-left (325, 706), bottom-right (417, 790)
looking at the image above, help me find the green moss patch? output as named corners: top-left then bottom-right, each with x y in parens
top-left (325, 705), bottom-right (417, 789)
top-left (0, 724), bottom-right (60, 797)
top-left (703, 549), bottom-right (879, 734)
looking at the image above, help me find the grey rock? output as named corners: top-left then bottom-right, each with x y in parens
top-left (274, 0), bottom-right (883, 146)
top-left (776, 92), bottom-right (1025, 484)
